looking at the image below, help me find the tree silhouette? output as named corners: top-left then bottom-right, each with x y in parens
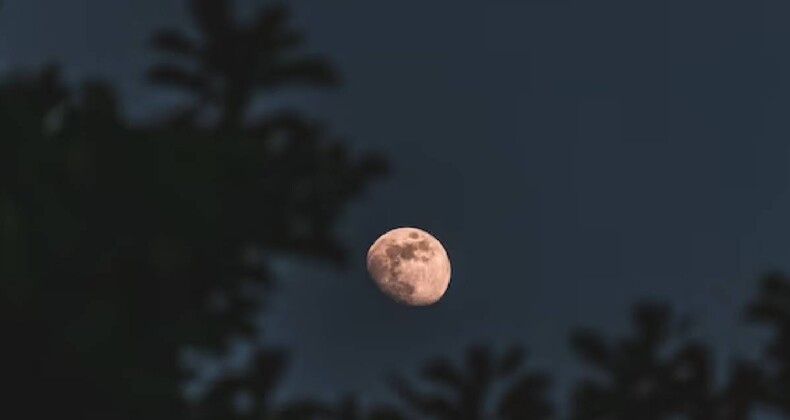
top-left (746, 271), bottom-right (790, 415)
top-left (390, 344), bottom-right (553, 420)
top-left (147, 0), bottom-right (337, 129)
top-left (0, 0), bottom-right (386, 418)
top-left (571, 302), bottom-right (760, 420)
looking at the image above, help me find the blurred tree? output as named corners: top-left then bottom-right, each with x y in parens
top-left (0, 0), bottom-right (386, 418)
top-left (147, 0), bottom-right (337, 130)
top-left (570, 302), bottom-right (760, 420)
top-left (746, 271), bottom-right (790, 415)
top-left (390, 344), bottom-right (553, 420)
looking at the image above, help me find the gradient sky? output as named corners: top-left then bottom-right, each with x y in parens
top-left (3, 0), bottom-right (790, 415)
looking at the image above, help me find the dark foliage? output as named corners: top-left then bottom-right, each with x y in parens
top-left (147, 0), bottom-right (338, 129)
top-left (390, 344), bottom-right (554, 420)
top-left (571, 302), bottom-right (760, 420)
top-left (746, 271), bottom-right (790, 415)
top-left (0, 1), bottom-right (385, 418)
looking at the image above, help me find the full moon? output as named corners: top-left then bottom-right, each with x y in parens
top-left (366, 227), bottom-right (451, 306)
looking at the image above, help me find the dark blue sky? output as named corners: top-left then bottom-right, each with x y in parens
top-left (3, 0), bottom-right (790, 414)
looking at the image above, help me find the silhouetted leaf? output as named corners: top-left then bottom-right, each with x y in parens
top-left (571, 330), bottom-right (611, 370)
top-left (367, 406), bottom-right (406, 420)
top-left (466, 345), bottom-right (494, 387)
top-left (189, 0), bottom-right (232, 39)
top-left (254, 2), bottom-right (289, 29)
top-left (146, 64), bottom-right (207, 93)
top-left (422, 359), bottom-right (465, 389)
top-left (259, 58), bottom-right (340, 88)
top-left (498, 373), bottom-right (553, 420)
top-left (391, 375), bottom-right (458, 418)
top-left (633, 302), bottom-right (671, 347)
top-left (151, 30), bottom-right (199, 56)
top-left (497, 346), bottom-right (526, 376)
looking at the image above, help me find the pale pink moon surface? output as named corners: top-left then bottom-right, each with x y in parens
top-left (366, 227), bottom-right (452, 306)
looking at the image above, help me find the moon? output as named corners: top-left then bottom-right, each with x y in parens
top-left (366, 227), bottom-right (451, 306)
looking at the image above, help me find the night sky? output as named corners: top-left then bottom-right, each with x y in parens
top-left (3, 0), bottom-right (790, 413)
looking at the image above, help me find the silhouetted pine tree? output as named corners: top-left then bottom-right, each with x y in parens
top-left (571, 302), bottom-right (760, 420)
top-left (147, 0), bottom-right (337, 130)
top-left (0, 0), bottom-right (386, 418)
top-left (390, 344), bottom-right (553, 420)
